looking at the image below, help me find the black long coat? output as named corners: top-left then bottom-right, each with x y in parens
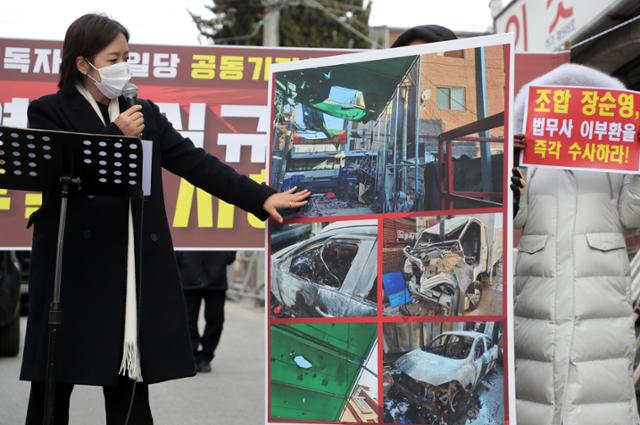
top-left (21, 89), bottom-right (275, 386)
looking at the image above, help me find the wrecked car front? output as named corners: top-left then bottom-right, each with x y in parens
top-left (390, 349), bottom-right (476, 413)
top-left (402, 241), bottom-right (472, 304)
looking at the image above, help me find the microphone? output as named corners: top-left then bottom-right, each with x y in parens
top-left (123, 82), bottom-right (143, 141)
top-left (122, 82), bottom-right (138, 109)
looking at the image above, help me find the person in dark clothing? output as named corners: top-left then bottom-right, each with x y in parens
top-left (177, 251), bottom-right (236, 373)
top-left (22, 13), bottom-right (309, 425)
top-left (390, 24), bottom-right (457, 48)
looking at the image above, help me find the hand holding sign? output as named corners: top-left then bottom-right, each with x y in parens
top-left (514, 133), bottom-right (526, 151)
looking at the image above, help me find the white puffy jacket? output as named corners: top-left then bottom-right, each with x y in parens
top-left (514, 64), bottom-right (640, 425)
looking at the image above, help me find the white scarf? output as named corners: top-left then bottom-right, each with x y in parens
top-left (76, 84), bottom-right (143, 382)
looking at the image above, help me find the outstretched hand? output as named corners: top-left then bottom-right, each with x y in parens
top-left (262, 187), bottom-right (311, 223)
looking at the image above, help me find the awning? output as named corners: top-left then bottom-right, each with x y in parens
top-left (278, 55), bottom-right (418, 123)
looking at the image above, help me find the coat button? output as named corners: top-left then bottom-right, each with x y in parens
top-left (150, 233), bottom-right (159, 242)
top-left (82, 230), bottom-right (92, 239)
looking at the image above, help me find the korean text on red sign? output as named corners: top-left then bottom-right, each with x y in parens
top-left (521, 85), bottom-right (640, 173)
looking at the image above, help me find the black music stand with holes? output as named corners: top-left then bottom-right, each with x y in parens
top-left (0, 126), bottom-right (144, 425)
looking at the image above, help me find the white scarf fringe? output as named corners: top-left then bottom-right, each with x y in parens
top-left (119, 204), bottom-right (142, 381)
top-left (76, 84), bottom-right (143, 382)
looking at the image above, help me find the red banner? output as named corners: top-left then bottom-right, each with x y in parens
top-left (0, 38), bottom-right (347, 249)
top-left (521, 85), bottom-right (640, 173)
top-left (513, 51), bottom-right (570, 94)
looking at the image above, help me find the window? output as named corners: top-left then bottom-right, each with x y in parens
top-left (429, 335), bottom-right (445, 351)
top-left (287, 157), bottom-right (337, 172)
top-left (366, 277), bottom-right (377, 303)
top-left (354, 397), bottom-right (374, 414)
top-left (289, 240), bottom-right (359, 288)
top-left (427, 335), bottom-right (474, 359)
top-left (417, 231), bottom-right (439, 245)
top-left (484, 337), bottom-right (493, 350)
top-left (474, 338), bottom-right (485, 359)
top-left (437, 87), bottom-right (466, 111)
top-left (290, 245), bottom-right (328, 283)
top-left (460, 222), bottom-right (481, 264)
top-left (444, 49), bottom-right (465, 59)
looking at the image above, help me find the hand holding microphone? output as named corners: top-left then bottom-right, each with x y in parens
top-left (115, 105), bottom-right (144, 136)
top-left (115, 82), bottom-right (144, 137)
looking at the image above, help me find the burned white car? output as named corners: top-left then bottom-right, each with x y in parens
top-left (387, 331), bottom-right (499, 422)
top-left (271, 220), bottom-right (377, 318)
top-left (402, 217), bottom-right (501, 315)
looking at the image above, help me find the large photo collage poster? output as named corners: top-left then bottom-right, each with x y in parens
top-left (266, 34), bottom-right (515, 425)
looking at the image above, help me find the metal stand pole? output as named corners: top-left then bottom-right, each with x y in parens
top-left (43, 176), bottom-right (78, 425)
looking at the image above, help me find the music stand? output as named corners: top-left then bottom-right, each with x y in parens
top-left (0, 126), bottom-right (144, 425)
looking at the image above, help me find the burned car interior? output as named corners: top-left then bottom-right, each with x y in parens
top-left (428, 334), bottom-right (474, 360)
top-left (271, 221), bottom-right (378, 318)
top-left (289, 239), bottom-right (359, 289)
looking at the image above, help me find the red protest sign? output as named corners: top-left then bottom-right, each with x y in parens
top-left (0, 38), bottom-right (347, 249)
top-left (521, 85), bottom-right (640, 173)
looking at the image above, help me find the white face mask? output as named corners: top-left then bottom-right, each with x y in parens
top-left (86, 60), bottom-right (132, 99)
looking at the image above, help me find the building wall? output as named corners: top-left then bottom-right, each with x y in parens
top-left (419, 45), bottom-right (506, 157)
top-left (383, 218), bottom-right (417, 273)
top-left (339, 385), bottom-right (378, 423)
top-left (382, 217), bottom-right (441, 272)
top-left (415, 216), bottom-right (441, 231)
top-left (420, 49), bottom-right (478, 133)
top-left (383, 218), bottom-right (417, 248)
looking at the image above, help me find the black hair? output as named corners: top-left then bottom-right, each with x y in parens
top-left (391, 25), bottom-right (457, 48)
top-left (58, 13), bottom-right (130, 95)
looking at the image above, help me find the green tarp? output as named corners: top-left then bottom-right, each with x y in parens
top-left (270, 323), bottom-right (377, 421)
top-left (310, 99), bottom-right (367, 121)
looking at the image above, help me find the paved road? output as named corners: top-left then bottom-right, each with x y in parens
top-left (0, 300), bottom-right (266, 425)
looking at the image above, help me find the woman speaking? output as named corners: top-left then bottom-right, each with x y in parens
top-left (22, 13), bottom-right (308, 425)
